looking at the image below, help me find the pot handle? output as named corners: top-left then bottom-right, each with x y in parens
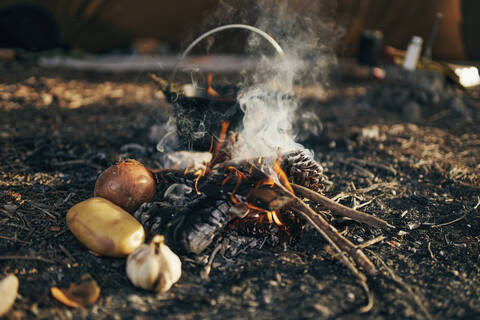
top-left (169, 24), bottom-right (285, 86)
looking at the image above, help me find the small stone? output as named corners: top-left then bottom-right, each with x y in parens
top-left (347, 292), bottom-right (355, 302)
top-left (3, 204), bottom-right (18, 213)
top-left (313, 303), bottom-right (331, 317)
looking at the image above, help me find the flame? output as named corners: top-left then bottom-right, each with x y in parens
top-left (208, 135), bottom-right (214, 153)
top-left (257, 175), bottom-right (275, 188)
top-left (272, 211), bottom-right (284, 226)
top-left (227, 166), bottom-right (247, 205)
top-left (273, 158), bottom-right (294, 195)
top-left (266, 211), bottom-right (273, 223)
top-left (266, 211), bottom-right (283, 226)
top-left (207, 73), bottom-right (221, 97)
top-left (194, 167), bottom-right (207, 195)
top-left (209, 121), bottom-right (230, 167)
top-left (220, 163), bottom-right (287, 228)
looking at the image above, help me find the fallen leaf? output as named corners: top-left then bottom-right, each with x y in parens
top-left (51, 274), bottom-right (100, 308)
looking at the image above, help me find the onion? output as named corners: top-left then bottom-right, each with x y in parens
top-left (94, 159), bottom-right (155, 213)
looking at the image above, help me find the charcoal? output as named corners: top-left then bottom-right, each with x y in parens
top-left (135, 198), bottom-right (246, 255)
top-left (174, 200), bottom-right (241, 255)
top-left (146, 151), bottom-right (324, 255)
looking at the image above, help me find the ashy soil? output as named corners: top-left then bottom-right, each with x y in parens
top-left (0, 58), bottom-right (479, 320)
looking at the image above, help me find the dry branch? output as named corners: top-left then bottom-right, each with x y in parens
top-left (291, 183), bottom-right (394, 229)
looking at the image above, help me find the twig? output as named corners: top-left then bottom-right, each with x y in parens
top-left (0, 235), bottom-right (31, 245)
top-left (430, 214), bottom-right (466, 228)
top-left (0, 255), bottom-right (56, 263)
top-left (28, 201), bottom-right (58, 219)
top-left (0, 208), bottom-right (13, 218)
top-left (59, 244), bottom-right (76, 263)
top-left (473, 196), bottom-right (480, 210)
top-left (368, 250), bottom-right (432, 320)
top-left (5, 223), bottom-right (30, 231)
top-left (201, 243), bottom-right (222, 281)
top-left (353, 198), bottom-right (376, 210)
top-left (340, 161), bottom-right (375, 179)
top-left (292, 183), bottom-right (394, 229)
top-left (291, 200), bottom-right (376, 276)
top-left (427, 242), bottom-right (438, 262)
top-left (358, 280), bottom-right (374, 313)
top-left (357, 236), bottom-right (385, 249)
top-left (291, 201), bottom-right (374, 312)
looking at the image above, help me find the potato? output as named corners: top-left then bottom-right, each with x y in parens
top-left (66, 197), bottom-right (145, 257)
top-left (94, 160), bottom-right (156, 213)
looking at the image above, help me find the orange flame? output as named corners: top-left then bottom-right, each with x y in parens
top-left (273, 158), bottom-right (294, 195)
top-left (207, 73), bottom-right (221, 97)
top-left (266, 211), bottom-right (273, 223)
top-left (272, 211), bottom-right (284, 226)
top-left (266, 211), bottom-right (283, 226)
top-left (208, 135), bottom-right (214, 154)
top-left (227, 166), bottom-right (247, 205)
top-left (257, 176), bottom-right (275, 188)
top-left (194, 167), bottom-right (207, 195)
top-left (209, 121), bottom-right (230, 167)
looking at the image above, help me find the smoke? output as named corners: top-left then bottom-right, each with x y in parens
top-left (226, 0), bottom-right (341, 160)
top-left (173, 0), bottom-right (341, 160)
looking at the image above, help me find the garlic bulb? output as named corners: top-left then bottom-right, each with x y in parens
top-left (126, 235), bottom-right (181, 292)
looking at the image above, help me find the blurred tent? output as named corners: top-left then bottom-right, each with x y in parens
top-left (0, 0), bottom-right (218, 52)
top-left (0, 0), bottom-right (477, 60)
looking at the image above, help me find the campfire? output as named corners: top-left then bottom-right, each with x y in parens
top-left (145, 54), bottom-right (392, 286)
top-left (128, 26), bottom-right (396, 310)
top-left (52, 23), bottom-right (397, 311)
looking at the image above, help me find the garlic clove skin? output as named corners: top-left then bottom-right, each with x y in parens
top-left (126, 235), bottom-right (181, 292)
top-left (154, 236), bottom-right (182, 293)
top-left (0, 274), bottom-right (19, 317)
top-left (126, 243), bottom-right (160, 291)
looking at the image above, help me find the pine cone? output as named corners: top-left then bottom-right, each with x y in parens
top-left (282, 150), bottom-right (327, 192)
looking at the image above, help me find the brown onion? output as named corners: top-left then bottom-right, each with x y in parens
top-left (94, 159), bottom-right (155, 213)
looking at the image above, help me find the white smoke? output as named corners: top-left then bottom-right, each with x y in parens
top-left (232, 56), bottom-right (305, 159)
top-left (229, 0), bottom-right (340, 161)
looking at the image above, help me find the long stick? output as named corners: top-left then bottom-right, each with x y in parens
top-left (291, 199), bottom-right (375, 312)
top-left (291, 199), bottom-right (377, 276)
top-left (292, 183), bottom-right (394, 229)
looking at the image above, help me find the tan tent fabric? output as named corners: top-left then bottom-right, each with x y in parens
top-left (0, 0), bottom-right (469, 59)
top-left (0, 0), bottom-right (218, 52)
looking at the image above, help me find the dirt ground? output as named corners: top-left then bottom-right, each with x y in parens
top-left (0, 57), bottom-right (479, 320)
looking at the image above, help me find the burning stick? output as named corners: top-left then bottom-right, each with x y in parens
top-left (155, 160), bottom-right (381, 276)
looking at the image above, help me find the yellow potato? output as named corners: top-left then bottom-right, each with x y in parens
top-left (66, 197), bottom-right (145, 257)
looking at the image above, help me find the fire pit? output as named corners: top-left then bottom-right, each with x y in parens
top-left (144, 24), bottom-right (394, 310)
